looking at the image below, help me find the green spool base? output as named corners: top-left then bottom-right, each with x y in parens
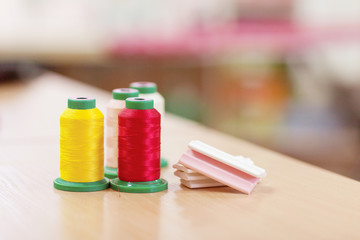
top-left (54, 178), bottom-right (110, 192)
top-left (110, 178), bottom-right (168, 193)
top-left (104, 166), bottom-right (118, 179)
top-left (160, 157), bottom-right (168, 168)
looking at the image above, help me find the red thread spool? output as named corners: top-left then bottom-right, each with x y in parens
top-left (118, 97), bottom-right (161, 182)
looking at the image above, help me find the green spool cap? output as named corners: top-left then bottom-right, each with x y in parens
top-left (68, 97), bottom-right (96, 109)
top-left (104, 166), bottom-right (118, 179)
top-left (126, 97), bottom-right (153, 110)
top-left (110, 178), bottom-right (168, 193)
top-left (53, 178), bottom-right (110, 192)
top-left (112, 88), bottom-right (139, 100)
top-left (130, 82), bottom-right (157, 94)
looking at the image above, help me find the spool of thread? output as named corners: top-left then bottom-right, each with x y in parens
top-left (110, 97), bottom-right (168, 193)
top-left (54, 97), bottom-right (109, 192)
top-left (130, 82), bottom-right (165, 116)
top-left (130, 82), bottom-right (168, 168)
top-left (104, 88), bottom-right (139, 179)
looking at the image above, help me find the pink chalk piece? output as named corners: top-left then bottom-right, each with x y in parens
top-left (173, 163), bottom-right (197, 174)
top-left (180, 179), bottom-right (225, 189)
top-left (174, 170), bottom-right (211, 181)
top-left (179, 150), bottom-right (260, 194)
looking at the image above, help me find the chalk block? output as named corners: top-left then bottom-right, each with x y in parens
top-left (179, 150), bottom-right (260, 194)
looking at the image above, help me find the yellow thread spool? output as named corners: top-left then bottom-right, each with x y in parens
top-left (54, 97), bottom-right (109, 192)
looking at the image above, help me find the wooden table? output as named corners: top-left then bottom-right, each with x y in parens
top-left (0, 72), bottom-right (359, 240)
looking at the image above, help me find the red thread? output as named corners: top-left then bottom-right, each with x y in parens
top-left (118, 108), bottom-right (161, 182)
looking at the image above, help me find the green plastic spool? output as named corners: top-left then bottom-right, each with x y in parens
top-left (68, 97), bottom-right (95, 109)
top-left (112, 88), bottom-right (139, 100)
top-left (53, 178), bottom-right (110, 192)
top-left (130, 82), bottom-right (157, 94)
top-left (126, 97), bottom-right (153, 110)
top-left (55, 96), bottom-right (109, 192)
top-left (110, 178), bottom-right (168, 193)
top-left (111, 96), bottom-right (167, 193)
top-left (104, 166), bottom-right (118, 179)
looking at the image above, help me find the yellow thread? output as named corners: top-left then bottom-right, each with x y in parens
top-left (60, 108), bottom-right (104, 182)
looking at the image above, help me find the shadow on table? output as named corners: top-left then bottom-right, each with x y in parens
top-left (58, 191), bottom-right (106, 240)
top-left (172, 183), bottom-right (273, 239)
top-left (103, 189), bottom-right (166, 239)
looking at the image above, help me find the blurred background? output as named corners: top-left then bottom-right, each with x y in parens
top-left (1, 0), bottom-right (360, 179)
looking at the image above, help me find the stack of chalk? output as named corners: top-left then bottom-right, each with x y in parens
top-left (173, 140), bottom-right (266, 194)
top-left (173, 156), bottom-right (255, 189)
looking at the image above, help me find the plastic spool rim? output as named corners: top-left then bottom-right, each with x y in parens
top-left (104, 166), bottom-right (118, 179)
top-left (53, 178), bottom-right (110, 192)
top-left (68, 97), bottom-right (96, 109)
top-left (126, 97), bottom-right (153, 110)
top-left (110, 178), bottom-right (168, 193)
top-left (112, 88), bottom-right (139, 100)
top-left (130, 82), bottom-right (157, 94)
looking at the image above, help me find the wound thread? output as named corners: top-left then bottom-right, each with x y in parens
top-left (130, 82), bottom-right (165, 117)
top-left (60, 99), bottom-right (104, 182)
top-left (117, 97), bottom-right (161, 182)
top-left (130, 81), bottom-right (168, 168)
top-left (105, 88), bottom-right (138, 169)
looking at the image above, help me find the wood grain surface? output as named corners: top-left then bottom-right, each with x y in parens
top-left (0, 72), bottom-right (359, 240)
